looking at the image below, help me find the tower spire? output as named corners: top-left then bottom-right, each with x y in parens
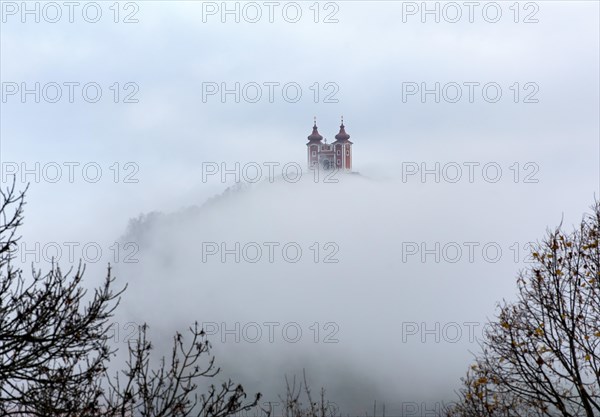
top-left (335, 117), bottom-right (350, 141)
top-left (307, 117), bottom-right (323, 142)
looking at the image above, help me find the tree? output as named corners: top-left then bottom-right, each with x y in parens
top-left (0, 181), bottom-right (117, 415)
top-left (104, 323), bottom-right (261, 417)
top-left (275, 371), bottom-right (339, 417)
top-left (447, 202), bottom-right (600, 417)
top-left (442, 362), bottom-right (544, 417)
top-left (0, 181), bottom-right (261, 416)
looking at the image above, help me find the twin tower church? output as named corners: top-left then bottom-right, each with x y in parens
top-left (306, 118), bottom-right (353, 171)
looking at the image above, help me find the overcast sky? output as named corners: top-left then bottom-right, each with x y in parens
top-left (1, 0), bottom-right (599, 413)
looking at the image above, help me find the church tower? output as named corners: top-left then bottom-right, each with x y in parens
top-left (332, 117), bottom-right (353, 171)
top-left (306, 117), bottom-right (353, 171)
top-left (306, 117), bottom-right (323, 169)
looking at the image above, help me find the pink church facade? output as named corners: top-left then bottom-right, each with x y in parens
top-left (306, 118), bottom-right (353, 171)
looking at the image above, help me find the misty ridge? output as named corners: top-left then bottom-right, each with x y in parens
top-left (108, 171), bottom-right (550, 415)
top-left (2, 162), bottom-right (599, 416)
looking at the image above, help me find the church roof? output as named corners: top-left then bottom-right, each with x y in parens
top-left (334, 118), bottom-right (351, 142)
top-left (307, 118), bottom-right (323, 142)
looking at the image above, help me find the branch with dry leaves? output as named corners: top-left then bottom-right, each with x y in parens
top-left (446, 202), bottom-right (600, 417)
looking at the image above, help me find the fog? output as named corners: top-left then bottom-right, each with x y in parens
top-left (1, 0), bottom-right (598, 414)
top-left (106, 169), bottom-right (591, 414)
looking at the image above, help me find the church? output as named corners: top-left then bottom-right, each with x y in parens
top-left (306, 118), bottom-right (353, 171)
